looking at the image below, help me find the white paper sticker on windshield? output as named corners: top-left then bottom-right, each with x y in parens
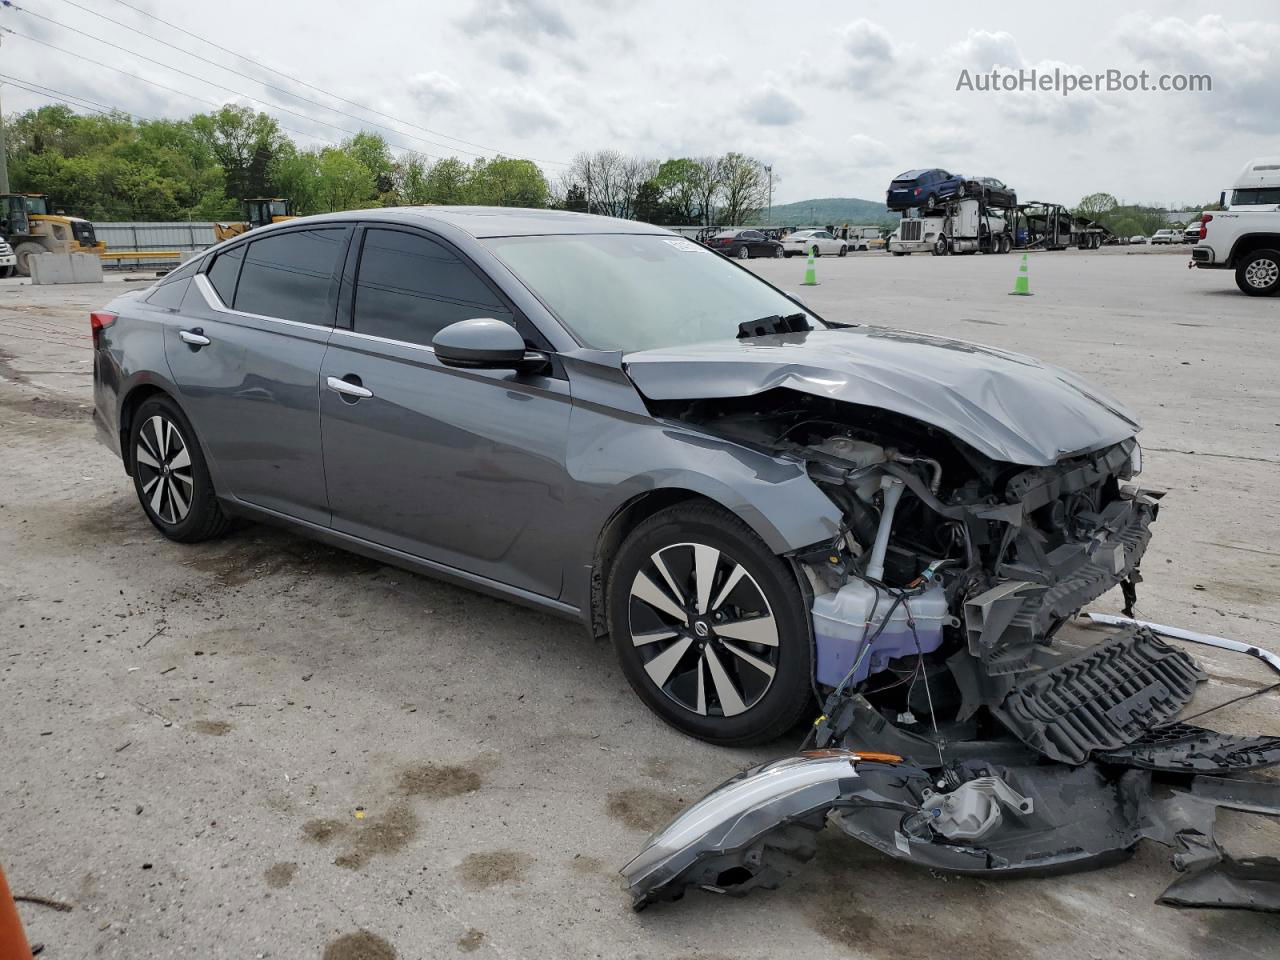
top-left (662, 238), bottom-right (699, 252)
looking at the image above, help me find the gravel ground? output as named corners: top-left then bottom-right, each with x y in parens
top-left (1, 249), bottom-right (1277, 959)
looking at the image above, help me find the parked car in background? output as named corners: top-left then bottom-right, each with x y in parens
top-left (885, 169), bottom-right (965, 211)
top-left (1129, 235), bottom-right (1148, 244)
top-left (1183, 223), bottom-right (1202, 243)
top-left (781, 229), bottom-right (847, 258)
top-left (1150, 229), bottom-right (1179, 245)
top-left (962, 176), bottom-right (1017, 208)
top-left (0, 239), bottom-right (16, 278)
top-left (704, 230), bottom-right (784, 259)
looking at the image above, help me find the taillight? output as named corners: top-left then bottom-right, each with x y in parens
top-left (90, 311), bottom-right (117, 347)
top-left (1199, 214), bottom-right (1212, 240)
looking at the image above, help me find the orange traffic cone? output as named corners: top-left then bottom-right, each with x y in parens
top-left (0, 864), bottom-right (32, 960)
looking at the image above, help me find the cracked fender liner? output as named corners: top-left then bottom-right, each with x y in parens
top-left (618, 751), bottom-right (915, 909)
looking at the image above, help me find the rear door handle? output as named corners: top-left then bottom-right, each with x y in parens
top-left (179, 329), bottom-right (211, 347)
top-left (326, 375), bottom-right (373, 400)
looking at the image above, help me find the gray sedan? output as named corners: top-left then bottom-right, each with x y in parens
top-left (92, 207), bottom-right (1148, 746)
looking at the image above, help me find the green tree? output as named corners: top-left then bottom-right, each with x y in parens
top-left (191, 106), bottom-right (285, 202)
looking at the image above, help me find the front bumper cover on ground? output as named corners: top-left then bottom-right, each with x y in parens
top-left (621, 634), bottom-right (1280, 914)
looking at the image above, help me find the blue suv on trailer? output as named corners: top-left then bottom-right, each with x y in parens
top-left (886, 169), bottom-right (965, 211)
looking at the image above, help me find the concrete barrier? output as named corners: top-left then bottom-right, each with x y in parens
top-left (29, 252), bottom-right (105, 285)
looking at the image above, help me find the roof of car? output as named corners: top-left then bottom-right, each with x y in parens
top-left (278, 205), bottom-right (671, 238)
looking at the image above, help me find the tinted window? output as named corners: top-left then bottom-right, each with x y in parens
top-left (233, 228), bottom-right (346, 324)
top-left (157, 255), bottom-right (202, 286)
top-left (353, 229), bottom-right (511, 346)
top-left (1232, 188), bottom-right (1280, 205)
top-left (146, 277), bottom-right (190, 310)
top-left (206, 246), bottom-right (244, 306)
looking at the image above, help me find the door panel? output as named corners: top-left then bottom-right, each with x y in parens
top-left (163, 226), bottom-right (349, 525)
top-left (319, 335), bottom-right (573, 597)
top-left (317, 225), bottom-right (575, 598)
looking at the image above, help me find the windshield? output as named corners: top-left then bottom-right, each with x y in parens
top-left (1231, 187), bottom-right (1280, 206)
top-left (24, 196), bottom-right (50, 215)
top-left (483, 233), bottom-right (822, 353)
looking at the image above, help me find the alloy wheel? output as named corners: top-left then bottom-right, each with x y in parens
top-left (627, 542), bottom-right (779, 717)
top-left (1246, 257), bottom-right (1278, 290)
top-left (135, 414), bottom-right (194, 525)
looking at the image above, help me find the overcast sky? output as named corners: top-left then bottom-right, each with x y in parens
top-left (1, 0), bottom-right (1277, 207)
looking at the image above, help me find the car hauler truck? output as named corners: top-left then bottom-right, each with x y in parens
top-left (887, 196), bottom-right (1013, 255)
top-left (1011, 202), bottom-right (1108, 250)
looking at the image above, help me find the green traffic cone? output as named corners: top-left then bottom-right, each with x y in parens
top-left (801, 249), bottom-right (818, 286)
top-left (1009, 253), bottom-right (1032, 296)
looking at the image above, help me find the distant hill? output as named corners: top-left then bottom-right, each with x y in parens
top-left (763, 196), bottom-right (892, 227)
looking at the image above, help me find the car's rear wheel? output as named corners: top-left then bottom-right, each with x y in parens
top-left (773, 245), bottom-right (783, 258)
top-left (1236, 250), bottom-right (1280, 297)
top-left (810, 245), bottom-right (820, 258)
top-left (737, 245), bottom-right (750, 260)
top-left (838, 245), bottom-right (848, 257)
top-left (607, 503), bottom-right (812, 745)
top-left (129, 395), bottom-right (230, 542)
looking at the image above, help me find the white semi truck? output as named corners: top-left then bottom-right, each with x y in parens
top-left (1190, 156), bottom-right (1280, 297)
top-left (886, 197), bottom-right (1012, 256)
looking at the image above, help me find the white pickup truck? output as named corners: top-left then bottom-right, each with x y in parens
top-left (1189, 156), bottom-right (1280, 297)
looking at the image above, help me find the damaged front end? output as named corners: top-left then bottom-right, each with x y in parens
top-left (626, 389), bottom-right (1280, 912)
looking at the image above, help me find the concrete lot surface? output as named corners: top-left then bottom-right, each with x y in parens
top-left (1, 249), bottom-right (1277, 959)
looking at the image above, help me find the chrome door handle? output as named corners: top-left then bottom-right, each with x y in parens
top-left (326, 376), bottom-right (373, 399)
top-left (179, 329), bottom-right (211, 346)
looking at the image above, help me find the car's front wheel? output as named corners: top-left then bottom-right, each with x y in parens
top-left (607, 503), bottom-right (812, 745)
top-left (838, 245), bottom-right (848, 257)
top-left (1236, 249), bottom-right (1280, 297)
top-left (129, 395), bottom-right (231, 542)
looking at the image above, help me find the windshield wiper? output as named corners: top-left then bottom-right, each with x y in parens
top-left (737, 312), bottom-right (811, 339)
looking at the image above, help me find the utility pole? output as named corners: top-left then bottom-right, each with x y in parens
top-left (764, 164), bottom-right (772, 225)
top-left (0, 77), bottom-right (9, 194)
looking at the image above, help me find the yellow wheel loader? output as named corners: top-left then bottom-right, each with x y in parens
top-left (213, 198), bottom-right (296, 242)
top-left (0, 194), bottom-right (106, 277)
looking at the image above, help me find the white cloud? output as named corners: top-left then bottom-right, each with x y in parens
top-left (839, 19), bottom-right (900, 90)
top-left (407, 72), bottom-right (463, 111)
top-left (457, 0), bottom-right (574, 38)
top-left (846, 134), bottom-right (892, 166)
top-left (743, 86), bottom-right (805, 126)
top-left (494, 88), bottom-right (564, 136)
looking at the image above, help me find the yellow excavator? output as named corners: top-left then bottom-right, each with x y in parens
top-left (0, 193), bottom-right (106, 277)
top-left (214, 198), bottom-right (296, 242)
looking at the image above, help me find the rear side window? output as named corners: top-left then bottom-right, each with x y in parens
top-left (352, 228), bottom-right (512, 347)
top-left (207, 246), bottom-right (244, 306)
top-left (146, 278), bottom-right (190, 310)
top-left (234, 228), bottom-right (347, 324)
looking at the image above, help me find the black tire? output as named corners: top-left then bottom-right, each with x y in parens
top-left (0, 265), bottom-right (13, 279)
top-left (925, 193), bottom-right (937, 210)
top-left (932, 235), bottom-right (949, 256)
top-left (607, 502), bottom-right (813, 746)
top-left (838, 245), bottom-right (848, 257)
top-left (773, 245), bottom-right (783, 258)
top-left (129, 395), bottom-right (231, 543)
top-left (1236, 250), bottom-right (1280, 296)
top-left (737, 245), bottom-right (750, 260)
top-left (892, 251), bottom-right (906, 257)
top-left (810, 245), bottom-right (821, 258)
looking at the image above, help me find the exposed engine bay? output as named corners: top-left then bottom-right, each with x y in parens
top-left (626, 389), bottom-right (1280, 913)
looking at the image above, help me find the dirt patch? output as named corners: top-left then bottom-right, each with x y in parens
top-left (568, 854), bottom-right (607, 876)
top-left (333, 805), bottom-right (419, 870)
top-left (263, 862), bottom-right (297, 888)
top-left (184, 535), bottom-right (382, 588)
top-left (397, 762), bottom-right (482, 799)
top-left (641, 757), bottom-right (674, 781)
top-left (0, 391), bottom-right (88, 422)
top-left (606, 786), bottom-right (685, 832)
top-left (457, 850), bottom-right (532, 890)
top-left (191, 720), bottom-right (232, 736)
top-left (457, 929), bottom-right (485, 952)
top-left (302, 817), bottom-right (349, 845)
top-left (322, 930), bottom-right (397, 960)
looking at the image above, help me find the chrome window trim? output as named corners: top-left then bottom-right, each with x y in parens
top-left (193, 273), bottom-right (333, 333)
top-left (328, 326), bottom-right (438, 355)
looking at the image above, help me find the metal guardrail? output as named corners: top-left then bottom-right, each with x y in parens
top-left (94, 222), bottom-right (217, 267)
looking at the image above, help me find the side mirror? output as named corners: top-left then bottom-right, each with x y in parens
top-left (433, 318), bottom-right (546, 372)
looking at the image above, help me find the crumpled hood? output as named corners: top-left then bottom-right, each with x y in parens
top-left (622, 327), bottom-right (1141, 466)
